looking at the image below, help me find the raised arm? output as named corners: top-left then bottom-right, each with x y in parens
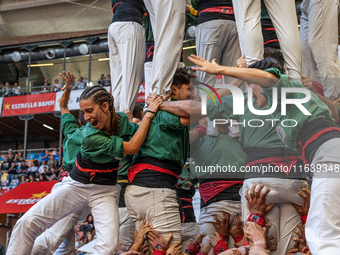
top-left (123, 95), bottom-right (163, 154)
top-left (59, 71), bottom-right (76, 115)
top-left (188, 55), bottom-right (278, 87)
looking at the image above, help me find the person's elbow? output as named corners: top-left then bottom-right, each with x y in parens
top-left (180, 118), bottom-right (190, 126)
top-left (123, 142), bottom-right (139, 155)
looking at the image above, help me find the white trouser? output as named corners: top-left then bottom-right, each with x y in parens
top-left (7, 177), bottom-right (120, 255)
top-left (109, 21), bottom-right (145, 112)
top-left (144, 61), bottom-right (153, 101)
top-left (305, 138), bottom-right (340, 255)
top-left (119, 207), bottom-right (135, 248)
top-left (196, 19), bottom-right (241, 86)
top-left (300, 0), bottom-right (340, 100)
top-left (241, 178), bottom-right (308, 255)
top-left (181, 222), bottom-right (199, 252)
top-left (199, 200), bottom-right (242, 249)
top-left (143, 0), bottom-right (186, 96)
top-left (232, 0), bottom-right (302, 82)
top-left (31, 181), bottom-right (81, 255)
top-left (125, 185), bottom-right (182, 247)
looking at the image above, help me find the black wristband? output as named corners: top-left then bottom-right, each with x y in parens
top-left (145, 110), bottom-right (157, 115)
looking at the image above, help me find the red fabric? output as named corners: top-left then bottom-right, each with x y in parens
top-left (213, 239), bottom-right (228, 255)
top-left (75, 160), bottom-right (119, 181)
top-left (301, 214), bottom-right (308, 225)
top-left (312, 81), bottom-right (324, 96)
top-left (248, 213), bottom-right (266, 227)
top-left (194, 126), bottom-right (207, 138)
top-left (263, 27), bottom-right (275, 31)
top-left (112, 2), bottom-right (122, 13)
top-left (299, 127), bottom-right (340, 165)
top-left (128, 163), bottom-right (180, 183)
top-left (180, 197), bottom-right (193, 203)
top-left (188, 242), bottom-right (200, 255)
top-left (154, 249), bottom-right (166, 255)
top-left (242, 240), bottom-right (249, 246)
top-left (233, 235), bottom-right (243, 243)
top-left (198, 181), bottom-right (244, 203)
top-left (246, 156), bottom-right (303, 176)
top-left (2, 93), bottom-right (56, 117)
top-left (146, 45), bottom-right (155, 59)
top-left (0, 181), bottom-right (57, 214)
top-left (264, 39), bottom-right (279, 45)
top-left (199, 6), bottom-right (234, 15)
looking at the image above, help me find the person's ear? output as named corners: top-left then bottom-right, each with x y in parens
top-left (171, 84), bottom-right (178, 96)
top-left (102, 102), bottom-right (109, 112)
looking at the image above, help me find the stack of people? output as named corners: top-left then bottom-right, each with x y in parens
top-left (5, 0), bottom-right (340, 255)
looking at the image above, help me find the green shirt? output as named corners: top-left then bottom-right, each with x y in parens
top-left (336, 106), bottom-right (340, 127)
top-left (262, 68), bottom-right (333, 150)
top-left (61, 113), bottom-right (83, 169)
top-left (81, 112), bottom-right (139, 164)
top-left (118, 154), bottom-right (133, 177)
top-left (177, 164), bottom-right (196, 195)
top-left (134, 110), bottom-right (189, 168)
top-left (191, 132), bottom-right (246, 179)
top-left (261, 0), bottom-right (270, 19)
top-left (207, 92), bottom-right (285, 150)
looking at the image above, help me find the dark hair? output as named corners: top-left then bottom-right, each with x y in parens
top-left (248, 57), bottom-right (284, 73)
top-left (133, 106), bottom-right (143, 120)
top-left (172, 68), bottom-right (191, 89)
top-left (263, 48), bottom-right (285, 73)
top-left (80, 85), bottom-right (120, 134)
top-left (78, 110), bottom-right (86, 127)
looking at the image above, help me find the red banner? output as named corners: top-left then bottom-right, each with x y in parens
top-left (2, 93), bottom-right (56, 116)
top-left (0, 181), bottom-right (57, 214)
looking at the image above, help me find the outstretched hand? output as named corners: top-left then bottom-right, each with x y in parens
top-left (147, 230), bottom-right (172, 250)
top-left (245, 184), bottom-right (275, 216)
top-left (130, 220), bottom-right (153, 251)
top-left (59, 71), bottom-right (75, 90)
top-left (291, 187), bottom-right (311, 216)
top-left (212, 212), bottom-right (230, 237)
top-left (188, 55), bottom-right (221, 75)
top-left (146, 94), bottom-right (164, 114)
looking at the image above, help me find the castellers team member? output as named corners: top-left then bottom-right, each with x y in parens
top-left (188, 55), bottom-right (340, 254)
top-left (109, 0), bottom-right (145, 111)
top-left (191, 121), bottom-right (246, 251)
top-left (154, 52), bottom-right (309, 254)
top-left (124, 68), bottom-right (191, 248)
top-left (7, 84), bottom-right (163, 255)
top-left (31, 72), bottom-right (86, 255)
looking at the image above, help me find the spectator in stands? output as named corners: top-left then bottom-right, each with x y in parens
top-left (52, 148), bottom-right (60, 162)
top-left (12, 82), bottom-right (21, 96)
top-left (75, 224), bottom-right (85, 243)
top-left (74, 77), bottom-right (87, 90)
top-left (20, 175), bottom-right (27, 184)
top-left (80, 214), bottom-right (94, 236)
top-left (2, 82), bottom-right (11, 97)
top-left (1, 156), bottom-right (10, 171)
top-left (38, 173), bottom-right (48, 182)
top-left (28, 173), bottom-right (36, 183)
top-left (49, 174), bottom-right (57, 181)
top-left (47, 158), bottom-right (57, 169)
top-left (98, 74), bottom-right (105, 85)
top-left (84, 232), bottom-right (94, 244)
top-left (7, 149), bottom-right (14, 162)
top-left (52, 79), bottom-right (61, 92)
top-left (8, 162), bottom-right (18, 181)
top-left (14, 152), bottom-right (24, 163)
top-left (20, 161), bottom-right (29, 172)
top-left (105, 74), bottom-right (111, 86)
top-left (41, 149), bottom-right (50, 162)
top-left (27, 161), bottom-right (38, 174)
top-left (41, 78), bottom-right (50, 92)
top-left (38, 160), bottom-right (49, 174)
